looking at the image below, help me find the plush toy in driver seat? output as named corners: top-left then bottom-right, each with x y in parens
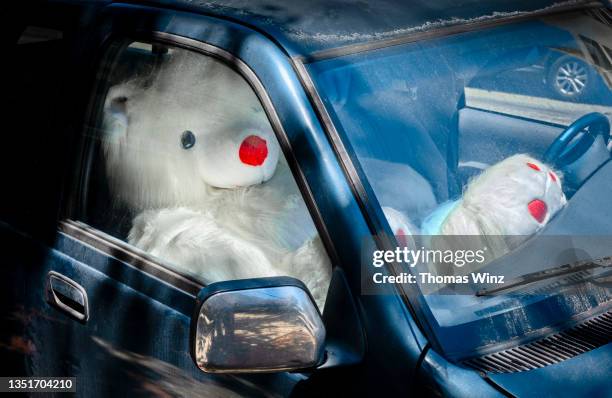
top-left (439, 154), bottom-right (567, 237)
top-left (416, 153), bottom-right (568, 262)
top-left (102, 49), bottom-right (331, 308)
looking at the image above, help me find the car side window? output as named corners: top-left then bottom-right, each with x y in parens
top-left (76, 41), bottom-right (332, 308)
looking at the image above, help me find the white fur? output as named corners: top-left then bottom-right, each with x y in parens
top-left (383, 154), bottom-right (567, 263)
top-left (103, 50), bottom-right (280, 210)
top-left (441, 154), bottom-right (566, 237)
top-left (102, 49), bottom-right (331, 308)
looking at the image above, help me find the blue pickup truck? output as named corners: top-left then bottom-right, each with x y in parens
top-left (2, 1), bottom-right (611, 396)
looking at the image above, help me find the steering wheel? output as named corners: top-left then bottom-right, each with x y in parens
top-left (544, 112), bottom-right (610, 167)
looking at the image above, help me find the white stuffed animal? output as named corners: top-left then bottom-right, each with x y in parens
top-left (383, 154), bottom-right (567, 276)
top-left (439, 154), bottom-right (567, 237)
top-left (102, 49), bottom-right (331, 308)
top-left (386, 154), bottom-right (567, 258)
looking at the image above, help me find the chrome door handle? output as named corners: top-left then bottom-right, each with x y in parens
top-left (46, 271), bottom-right (89, 322)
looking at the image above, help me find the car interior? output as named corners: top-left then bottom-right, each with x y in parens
top-left (307, 15), bottom-right (612, 360)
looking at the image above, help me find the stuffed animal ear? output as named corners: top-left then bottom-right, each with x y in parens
top-left (102, 84), bottom-right (132, 141)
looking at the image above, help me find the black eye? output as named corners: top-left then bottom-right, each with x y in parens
top-left (181, 130), bottom-right (196, 149)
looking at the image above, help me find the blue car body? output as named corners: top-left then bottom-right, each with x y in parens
top-left (2, 1), bottom-right (611, 396)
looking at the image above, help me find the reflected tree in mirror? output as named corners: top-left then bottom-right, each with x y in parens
top-left (193, 280), bottom-right (325, 373)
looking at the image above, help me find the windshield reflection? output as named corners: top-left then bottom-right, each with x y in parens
top-left (308, 10), bottom-right (612, 359)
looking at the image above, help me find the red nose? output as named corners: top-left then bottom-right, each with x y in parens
top-left (396, 228), bottom-right (408, 247)
top-left (239, 135), bottom-right (268, 166)
top-left (528, 199), bottom-right (547, 223)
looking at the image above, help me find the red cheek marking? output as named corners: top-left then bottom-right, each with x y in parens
top-left (528, 199), bottom-right (548, 223)
top-left (239, 135), bottom-right (268, 166)
top-left (527, 162), bottom-right (541, 171)
top-left (549, 172), bottom-right (557, 182)
top-left (396, 228), bottom-right (408, 247)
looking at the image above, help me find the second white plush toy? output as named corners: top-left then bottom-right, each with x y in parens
top-left (438, 154), bottom-right (567, 237)
top-left (385, 154), bottom-right (567, 261)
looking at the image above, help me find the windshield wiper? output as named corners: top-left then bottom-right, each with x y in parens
top-left (476, 258), bottom-right (612, 296)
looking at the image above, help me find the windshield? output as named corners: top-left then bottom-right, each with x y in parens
top-left (307, 9), bottom-right (612, 361)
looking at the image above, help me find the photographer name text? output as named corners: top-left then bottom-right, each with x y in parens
top-left (372, 272), bottom-right (504, 284)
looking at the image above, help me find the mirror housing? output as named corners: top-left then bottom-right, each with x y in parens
top-left (190, 277), bottom-right (326, 373)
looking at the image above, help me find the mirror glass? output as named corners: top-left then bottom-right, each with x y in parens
top-left (193, 284), bottom-right (325, 373)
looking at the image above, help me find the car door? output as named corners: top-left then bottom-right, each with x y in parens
top-left (3, 2), bottom-right (451, 397)
top-left (1, 3), bottom-right (358, 397)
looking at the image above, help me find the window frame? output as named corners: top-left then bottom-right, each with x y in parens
top-left (61, 31), bottom-right (339, 294)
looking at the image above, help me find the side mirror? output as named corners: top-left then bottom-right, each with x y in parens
top-left (190, 277), bottom-right (326, 373)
